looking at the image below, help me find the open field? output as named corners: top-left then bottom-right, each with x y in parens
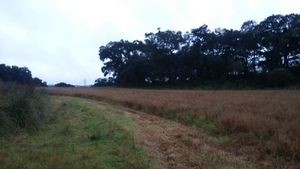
top-left (0, 96), bottom-right (155, 169)
top-left (0, 96), bottom-right (257, 169)
top-left (48, 87), bottom-right (300, 166)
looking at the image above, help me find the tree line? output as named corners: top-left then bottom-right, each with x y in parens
top-left (0, 64), bottom-right (47, 87)
top-left (96, 14), bottom-right (300, 88)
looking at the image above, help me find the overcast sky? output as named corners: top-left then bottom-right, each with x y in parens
top-left (0, 0), bottom-right (299, 85)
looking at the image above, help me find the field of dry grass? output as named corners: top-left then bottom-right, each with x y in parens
top-left (48, 87), bottom-right (300, 163)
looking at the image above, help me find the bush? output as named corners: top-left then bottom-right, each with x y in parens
top-left (266, 68), bottom-right (296, 87)
top-left (0, 81), bottom-right (48, 135)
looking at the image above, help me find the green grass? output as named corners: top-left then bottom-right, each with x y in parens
top-left (0, 96), bottom-right (155, 169)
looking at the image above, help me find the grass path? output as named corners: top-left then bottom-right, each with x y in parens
top-left (0, 96), bottom-right (158, 169)
top-left (108, 104), bottom-right (255, 169)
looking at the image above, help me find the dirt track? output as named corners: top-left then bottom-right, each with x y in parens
top-left (112, 106), bottom-right (254, 169)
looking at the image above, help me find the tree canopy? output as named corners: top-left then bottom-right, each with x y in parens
top-left (0, 64), bottom-right (47, 87)
top-left (98, 14), bottom-right (300, 88)
top-left (54, 82), bottom-right (75, 88)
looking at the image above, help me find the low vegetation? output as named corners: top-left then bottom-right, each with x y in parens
top-left (0, 82), bottom-right (48, 135)
top-left (0, 96), bottom-right (155, 169)
top-left (0, 64), bottom-right (48, 136)
top-left (49, 87), bottom-right (300, 163)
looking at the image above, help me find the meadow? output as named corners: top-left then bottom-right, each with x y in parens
top-left (48, 87), bottom-right (300, 163)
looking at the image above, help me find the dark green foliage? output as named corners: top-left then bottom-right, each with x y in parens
top-left (0, 81), bottom-right (48, 135)
top-left (97, 13), bottom-right (300, 88)
top-left (54, 82), bottom-right (75, 87)
top-left (0, 64), bottom-right (47, 87)
top-left (266, 68), bottom-right (296, 87)
top-left (32, 77), bottom-right (47, 87)
top-left (93, 77), bottom-right (115, 87)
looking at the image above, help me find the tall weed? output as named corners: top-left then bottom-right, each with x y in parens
top-left (0, 81), bottom-right (48, 135)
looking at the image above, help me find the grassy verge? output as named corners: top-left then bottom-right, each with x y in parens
top-left (0, 96), bottom-right (156, 169)
top-left (0, 82), bottom-right (48, 135)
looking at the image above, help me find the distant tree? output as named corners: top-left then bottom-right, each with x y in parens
top-left (97, 13), bottom-right (300, 88)
top-left (0, 64), bottom-right (47, 86)
top-left (239, 20), bottom-right (259, 74)
top-left (144, 30), bottom-right (185, 85)
top-left (0, 64), bottom-right (10, 81)
top-left (54, 82), bottom-right (74, 87)
top-left (32, 77), bottom-right (47, 87)
top-left (99, 40), bottom-right (149, 86)
top-left (93, 77), bottom-right (114, 87)
top-left (255, 14), bottom-right (300, 72)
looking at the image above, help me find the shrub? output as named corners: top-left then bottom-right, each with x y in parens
top-left (0, 81), bottom-right (48, 135)
top-left (266, 68), bottom-right (296, 87)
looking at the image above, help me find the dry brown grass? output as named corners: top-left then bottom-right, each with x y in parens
top-left (48, 87), bottom-right (300, 162)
